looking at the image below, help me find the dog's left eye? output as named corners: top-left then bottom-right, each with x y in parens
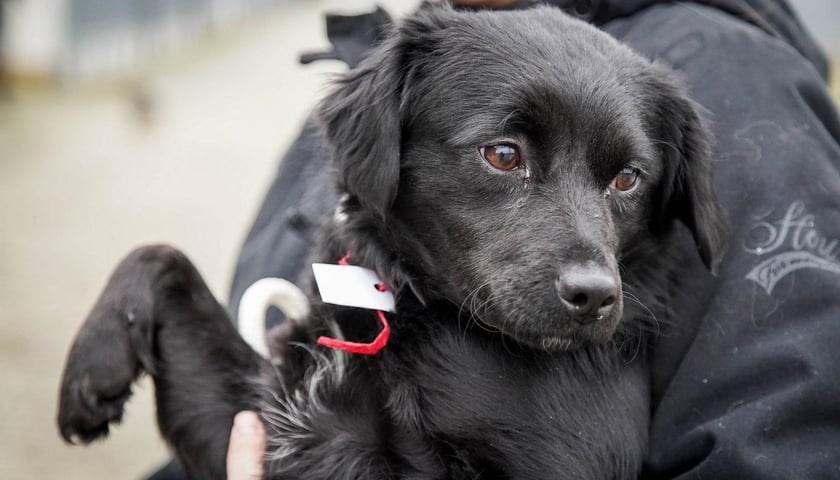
top-left (480, 144), bottom-right (521, 171)
top-left (610, 167), bottom-right (640, 191)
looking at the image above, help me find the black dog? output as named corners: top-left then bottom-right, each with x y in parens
top-left (58, 5), bottom-right (725, 479)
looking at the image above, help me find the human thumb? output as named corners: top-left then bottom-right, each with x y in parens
top-left (226, 411), bottom-right (266, 480)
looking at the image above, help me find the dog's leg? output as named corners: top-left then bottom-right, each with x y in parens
top-left (57, 245), bottom-right (265, 478)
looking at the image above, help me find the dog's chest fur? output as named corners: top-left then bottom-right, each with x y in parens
top-left (265, 294), bottom-right (650, 480)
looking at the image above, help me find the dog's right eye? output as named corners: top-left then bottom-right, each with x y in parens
top-left (480, 144), bottom-right (521, 171)
top-left (610, 166), bottom-right (640, 192)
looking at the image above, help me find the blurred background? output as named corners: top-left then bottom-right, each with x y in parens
top-left (0, 0), bottom-right (837, 478)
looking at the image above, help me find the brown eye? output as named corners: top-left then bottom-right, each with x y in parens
top-left (480, 144), bottom-right (521, 171)
top-left (610, 166), bottom-right (640, 191)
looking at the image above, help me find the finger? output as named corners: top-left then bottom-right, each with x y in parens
top-left (226, 411), bottom-right (266, 480)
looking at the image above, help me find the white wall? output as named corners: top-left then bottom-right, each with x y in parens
top-left (320, 0), bottom-right (421, 16)
top-left (790, 0), bottom-right (840, 54)
top-left (0, 0), bottom-right (423, 81)
top-left (4, 0), bottom-right (67, 78)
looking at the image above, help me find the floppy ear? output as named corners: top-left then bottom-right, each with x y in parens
top-left (649, 74), bottom-right (728, 273)
top-left (317, 32), bottom-right (404, 219)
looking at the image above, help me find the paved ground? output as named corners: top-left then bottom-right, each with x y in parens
top-left (0, 1), bottom-right (835, 479)
top-left (0, 1), bottom-right (416, 478)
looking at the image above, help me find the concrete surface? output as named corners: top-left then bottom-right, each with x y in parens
top-left (0, 1), bottom-right (417, 478)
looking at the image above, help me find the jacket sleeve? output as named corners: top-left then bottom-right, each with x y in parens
top-left (604, 4), bottom-right (840, 479)
top-left (228, 9), bottom-right (392, 324)
top-left (227, 117), bottom-right (335, 327)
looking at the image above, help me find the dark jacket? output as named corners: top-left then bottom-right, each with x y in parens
top-left (228, 2), bottom-right (840, 478)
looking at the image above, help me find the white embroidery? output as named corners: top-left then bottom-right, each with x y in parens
top-left (744, 201), bottom-right (840, 295)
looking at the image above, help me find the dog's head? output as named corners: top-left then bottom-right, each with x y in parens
top-left (319, 5), bottom-right (726, 350)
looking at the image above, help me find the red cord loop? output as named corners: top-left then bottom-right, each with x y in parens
top-left (317, 310), bottom-right (390, 355)
top-left (337, 252), bottom-right (352, 266)
top-left (317, 252), bottom-right (391, 355)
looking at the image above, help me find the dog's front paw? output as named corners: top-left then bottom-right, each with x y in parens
top-left (58, 246), bottom-right (180, 444)
top-left (57, 303), bottom-right (149, 444)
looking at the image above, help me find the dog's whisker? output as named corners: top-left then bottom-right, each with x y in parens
top-left (498, 309), bottom-right (529, 356)
top-left (497, 109), bottom-right (520, 136)
top-left (469, 297), bottom-right (503, 336)
top-left (457, 287), bottom-right (506, 340)
top-left (650, 138), bottom-right (681, 157)
top-left (455, 282), bottom-right (493, 337)
top-left (621, 285), bottom-right (661, 337)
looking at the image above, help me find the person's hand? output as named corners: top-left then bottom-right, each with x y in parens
top-left (226, 411), bottom-right (266, 480)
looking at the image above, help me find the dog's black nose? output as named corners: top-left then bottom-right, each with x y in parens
top-left (556, 269), bottom-right (618, 324)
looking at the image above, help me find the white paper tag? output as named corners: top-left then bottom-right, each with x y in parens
top-left (312, 263), bottom-right (396, 312)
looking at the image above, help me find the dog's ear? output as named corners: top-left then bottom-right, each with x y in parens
top-left (648, 73), bottom-right (728, 273)
top-left (317, 6), bottom-right (453, 218)
top-left (317, 31), bottom-right (405, 219)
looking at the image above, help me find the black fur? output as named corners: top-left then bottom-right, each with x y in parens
top-left (57, 5), bottom-right (726, 479)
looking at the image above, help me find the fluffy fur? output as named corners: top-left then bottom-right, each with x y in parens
top-left (57, 5), bottom-right (725, 479)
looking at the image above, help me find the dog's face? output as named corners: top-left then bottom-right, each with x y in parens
top-left (320, 6), bottom-right (725, 350)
